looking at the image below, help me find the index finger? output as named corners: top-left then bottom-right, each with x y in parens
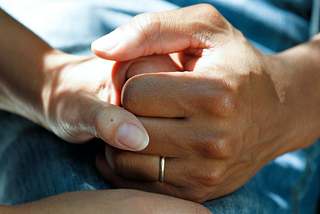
top-left (91, 4), bottom-right (231, 61)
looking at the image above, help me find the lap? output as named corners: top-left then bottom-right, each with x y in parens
top-left (0, 110), bottom-right (319, 213)
top-left (0, 110), bottom-right (110, 205)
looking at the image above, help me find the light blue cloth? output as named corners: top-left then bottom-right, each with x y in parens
top-left (310, 0), bottom-right (320, 36)
top-left (0, 0), bottom-right (319, 213)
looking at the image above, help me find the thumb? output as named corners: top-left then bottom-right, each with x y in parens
top-left (91, 4), bottom-right (228, 61)
top-left (58, 95), bottom-right (149, 151)
top-left (91, 103), bottom-right (149, 151)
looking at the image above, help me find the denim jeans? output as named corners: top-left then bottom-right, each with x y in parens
top-left (0, 0), bottom-right (319, 213)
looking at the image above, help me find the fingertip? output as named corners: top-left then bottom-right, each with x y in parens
top-left (94, 105), bottom-right (149, 151)
top-left (116, 123), bottom-right (149, 151)
top-left (91, 43), bottom-right (138, 62)
top-left (91, 47), bottom-right (108, 59)
top-left (91, 44), bottom-right (120, 61)
top-left (91, 28), bottom-right (124, 55)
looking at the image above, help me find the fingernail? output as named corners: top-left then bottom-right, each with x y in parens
top-left (92, 28), bottom-right (124, 53)
top-left (116, 123), bottom-right (149, 151)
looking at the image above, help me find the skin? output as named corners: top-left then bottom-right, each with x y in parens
top-left (0, 8), bottom-right (211, 213)
top-left (0, 4), bottom-right (206, 153)
top-left (92, 4), bottom-right (320, 203)
top-left (4, 190), bottom-right (210, 214)
top-left (0, 7), bottom-right (169, 152)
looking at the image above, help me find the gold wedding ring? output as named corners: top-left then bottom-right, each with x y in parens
top-left (159, 156), bottom-right (165, 183)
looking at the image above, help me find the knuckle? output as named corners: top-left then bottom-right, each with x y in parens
top-left (130, 12), bottom-right (162, 54)
top-left (210, 93), bottom-right (238, 117)
top-left (196, 4), bottom-right (232, 35)
top-left (201, 138), bottom-right (234, 159)
top-left (192, 79), bottom-right (238, 118)
top-left (202, 171), bottom-right (224, 186)
top-left (133, 12), bottom-right (160, 28)
top-left (191, 166), bottom-right (226, 187)
top-left (185, 189), bottom-right (208, 203)
top-left (192, 129), bottom-right (234, 159)
top-left (198, 4), bottom-right (219, 17)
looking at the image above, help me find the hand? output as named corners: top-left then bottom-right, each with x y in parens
top-left (8, 189), bottom-right (211, 214)
top-left (93, 4), bottom-right (320, 202)
top-left (42, 53), bottom-right (178, 151)
top-left (0, 8), bottom-right (178, 151)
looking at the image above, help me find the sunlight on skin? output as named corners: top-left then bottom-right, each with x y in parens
top-left (92, 4), bottom-right (320, 203)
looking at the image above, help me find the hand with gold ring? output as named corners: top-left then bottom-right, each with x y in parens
top-left (94, 4), bottom-right (320, 203)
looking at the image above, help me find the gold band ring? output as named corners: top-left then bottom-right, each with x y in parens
top-left (159, 156), bottom-right (165, 183)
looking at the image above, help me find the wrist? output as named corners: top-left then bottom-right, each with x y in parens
top-left (0, 9), bottom-right (89, 132)
top-left (266, 37), bottom-right (320, 151)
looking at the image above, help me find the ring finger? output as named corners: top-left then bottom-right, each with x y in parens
top-left (102, 144), bottom-right (191, 187)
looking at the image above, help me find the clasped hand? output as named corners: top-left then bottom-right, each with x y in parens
top-left (92, 4), bottom-right (318, 203)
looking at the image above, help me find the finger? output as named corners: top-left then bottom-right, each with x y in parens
top-left (96, 153), bottom-right (212, 203)
top-left (104, 144), bottom-right (159, 182)
top-left (134, 116), bottom-right (232, 162)
top-left (126, 55), bottom-right (182, 79)
top-left (111, 54), bottom-right (180, 100)
top-left (91, 101), bottom-right (150, 151)
top-left (96, 153), bottom-right (182, 197)
top-left (121, 71), bottom-right (229, 118)
top-left (134, 117), bottom-right (191, 157)
top-left (103, 144), bottom-right (194, 186)
top-left (91, 4), bottom-right (230, 61)
top-left (60, 93), bottom-right (149, 151)
top-left (122, 72), bottom-right (193, 118)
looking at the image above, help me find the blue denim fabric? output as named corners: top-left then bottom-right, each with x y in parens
top-left (310, 0), bottom-right (320, 36)
top-left (0, 0), bottom-right (312, 55)
top-left (0, 0), bottom-right (319, 213)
